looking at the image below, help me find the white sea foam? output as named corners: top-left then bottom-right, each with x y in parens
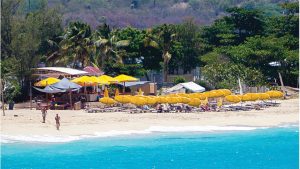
top-left (0, 125), bottom-right (267, 144)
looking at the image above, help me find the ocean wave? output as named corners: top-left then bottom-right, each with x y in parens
top-left (0, 125), bottom-right (267, 144)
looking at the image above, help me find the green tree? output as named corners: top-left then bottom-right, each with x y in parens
top-left (144, 24), bottom-right (176, 82)
top-left (93, 24), bottom-right (130, 68)
top-left (225, 7), bottom-right (265, 42)
top-left (48, 21), bottom-right (94, 68)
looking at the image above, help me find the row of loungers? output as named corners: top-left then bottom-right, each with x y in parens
top-left (85, 101), bottom-right (281, 113)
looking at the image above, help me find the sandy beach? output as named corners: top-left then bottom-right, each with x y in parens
top-left (0, 99), bottom-right (298, 139)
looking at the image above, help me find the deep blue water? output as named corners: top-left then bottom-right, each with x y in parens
top-left (1, 127), bottom-right (299, 169)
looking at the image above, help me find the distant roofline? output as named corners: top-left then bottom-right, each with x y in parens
top-left (34, 67), bottom-right (88, 75)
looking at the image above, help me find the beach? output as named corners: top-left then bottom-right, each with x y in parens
top-left (0, 98), bottom-right (298, 138)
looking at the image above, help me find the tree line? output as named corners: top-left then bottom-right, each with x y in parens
top-left (1, 0), bottom-right (298, 102)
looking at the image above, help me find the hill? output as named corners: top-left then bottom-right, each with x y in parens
top-left (44, 0), bottom-right (289, 28)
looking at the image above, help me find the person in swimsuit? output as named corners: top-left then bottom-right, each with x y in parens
top-left (55, 114), bottom-right (60, 130)
top-left (41, 107), bottom-right (47, 123)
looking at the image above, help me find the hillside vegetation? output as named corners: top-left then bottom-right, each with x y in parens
top-left (45, 0), bottom-right (289, 28)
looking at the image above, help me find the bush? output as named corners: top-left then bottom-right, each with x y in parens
top-left (196, 80), bottom-right (212, 91)
top-left (173, 76), bottom-right (186, 84)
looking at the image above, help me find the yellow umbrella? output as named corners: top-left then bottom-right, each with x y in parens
top-left (144, 97), bottom-right (157, 105)
top-left (188, 98), bottom-right (201, 107)
top-left (225, 95), bottom-right (241, 103)
top-left (34, 77), bottom-right (60, 87)
top-left (244, 93), bottom-right (260, 101)
top-left (72, 76), bottom-right (94, 86)
top-left (217, 98), bottom-right (223, 107)
top-left (201, 97), bottom-right (209, 105)
top-left (177, 93), bottom-right (189, 97)
top-left (100, 87), bottom-right (116, 104)
top-left (180, 97), bottom-right (191, 104)
top-left (138, 88), bottom-right (143, 95)
top-left (218, 89), bottom-right (232, 96)
top-left (237, 94), bottom-right (250, 102)
top-left (265, 90), bottom-right (284, 99)
top-left (166, 97), bottom-right (179, 104)
top-left (114, 74), bottom-right (138, 93)
top-left (130, 96), bottom-right (146, 106)
top-left (100, 97), bottom-right (116, 105)
top-left (156, 96), bottom-right (168, 103)
top-left (203, 91), bottom-right (219, 98)
top-left (98, 75), bottom-right (118, 84)
top-left (90, 76), bottom-right (109, 85)
top-left (115, 88), bottom-right (120, 96)
top-left (258, 93), bottom-right (270, 100)
top-left (104, 87), bottom-right (109, 97)
top-left (114, 74), bottom-right (138, 82)
top-left (115, 95), bottom-right (131, 104)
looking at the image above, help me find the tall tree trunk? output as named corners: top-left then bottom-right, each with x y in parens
top-left (163, 58), bottom-right (168, 83)
top-left (1, 79), bottom-right (5, 116)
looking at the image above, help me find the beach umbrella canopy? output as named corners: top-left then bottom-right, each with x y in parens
top-left (188, 98), bottom-right (201, 107)
top-left (258, 93), bottom-right (270, 100)
top-left (50, 78), bottom-right (81, 90)
top-left (156, 96), bottom-right (168, 103)
top-left (138, 88), bottom-right (143, 95)
top-left (201, 97), bottom-right (209, 105)
top-left (265, 90), bottom-right (284, 99)
top-left (244, 93), bottom-right (260, 101)
top-left (100, 97), bottom-right (116, 105)
top-left (104, 87), bottom-right (109, 97)
top-left (34, 77), bottom-right (60, 87)
top-left (115, 95), bottom-right (131, 104)
top-left (218, 89), bottom-right (232, 96)
top-left (71, 76), bottom-right (95, 86)
top-left (144, 97), bottom-right (157, 105)
top-left (114, 74), bottom-right (138, 82)
top-left (33, 86), bottom-right (65, 93)
top-left (130, 96), bottom-right (146, 106)
top-left (225, 95), bottom-right (241, 103)
top-left (217, 98), bottom-right (223, 107)
top-left (177, 93), bottom-right (189, 98)
top-left (115, 88), bottom-right (120, 96)
top-left (180, 97), bottom-right (191, 104)
top-left (98, 75), bottom-right (118, 84)
top-left (90, 76), bottom-right (109, 85)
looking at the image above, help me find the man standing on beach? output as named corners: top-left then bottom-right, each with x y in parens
top-left (41, 107), bottom-right (47, 123)
top-left (55, 114), bottom-right (60, 130)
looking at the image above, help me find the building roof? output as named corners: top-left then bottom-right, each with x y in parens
top-left (123, 81), bottom-right (149, 87)
top-left (33, 86), bottom-right (66, 93)
top-left (83, 66), bottom-right (104, 76)
top-left (166, 82), bottom-right (205, 93)
top-left (36, 67), bottom-right (88, 75)
top-left (50, 78), bottom-right (82, 90)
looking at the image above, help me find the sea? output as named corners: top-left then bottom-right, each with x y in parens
top-left (1, 125), bottom-right (299, 169)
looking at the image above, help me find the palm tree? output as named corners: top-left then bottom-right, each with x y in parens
top-left (47, 21), bottom-right (95, 68)
top-left (93, 24), bottom-right (130, 68)
top-left (144, 24), bottom-right (175, 83)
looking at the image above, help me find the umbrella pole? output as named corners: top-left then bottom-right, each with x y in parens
top-left (69, 88), bottom-right (73, 110)
top-left (30, 81), bottom-right (32, 110)
top-left (46, 93), bottom-right (48, 108)
top-left (46, 81), bottom-right (49, 108)
top-left (123, 82), bottom-right (125, 94)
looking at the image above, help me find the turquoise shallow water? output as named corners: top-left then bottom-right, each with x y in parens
top-left (1, 126), bottom-right (299, 169)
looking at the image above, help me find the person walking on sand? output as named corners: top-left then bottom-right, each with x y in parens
top-left (55, 114), bottom-right (60, 130)
top-left (41, 107), bottom-right (47, 123)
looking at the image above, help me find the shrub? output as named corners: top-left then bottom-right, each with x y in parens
top-left (173, 76), bottom-right (186, 84)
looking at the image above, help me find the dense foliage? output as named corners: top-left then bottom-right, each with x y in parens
top-left (1, 0), bottom-right (298, 102)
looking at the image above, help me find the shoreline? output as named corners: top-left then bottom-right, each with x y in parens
top-left (1, 99), bottom-right (299, 143)
top-left (1, 124), bottom-right (298, 144)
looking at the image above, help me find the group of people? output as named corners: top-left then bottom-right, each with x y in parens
top-left (155, 104), bottom-right (192, 113)
top-left (41, 107), bottom-right (61, 130)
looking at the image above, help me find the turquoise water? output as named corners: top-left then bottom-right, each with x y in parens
top-left (1, 127), bottom-right (299, 169)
